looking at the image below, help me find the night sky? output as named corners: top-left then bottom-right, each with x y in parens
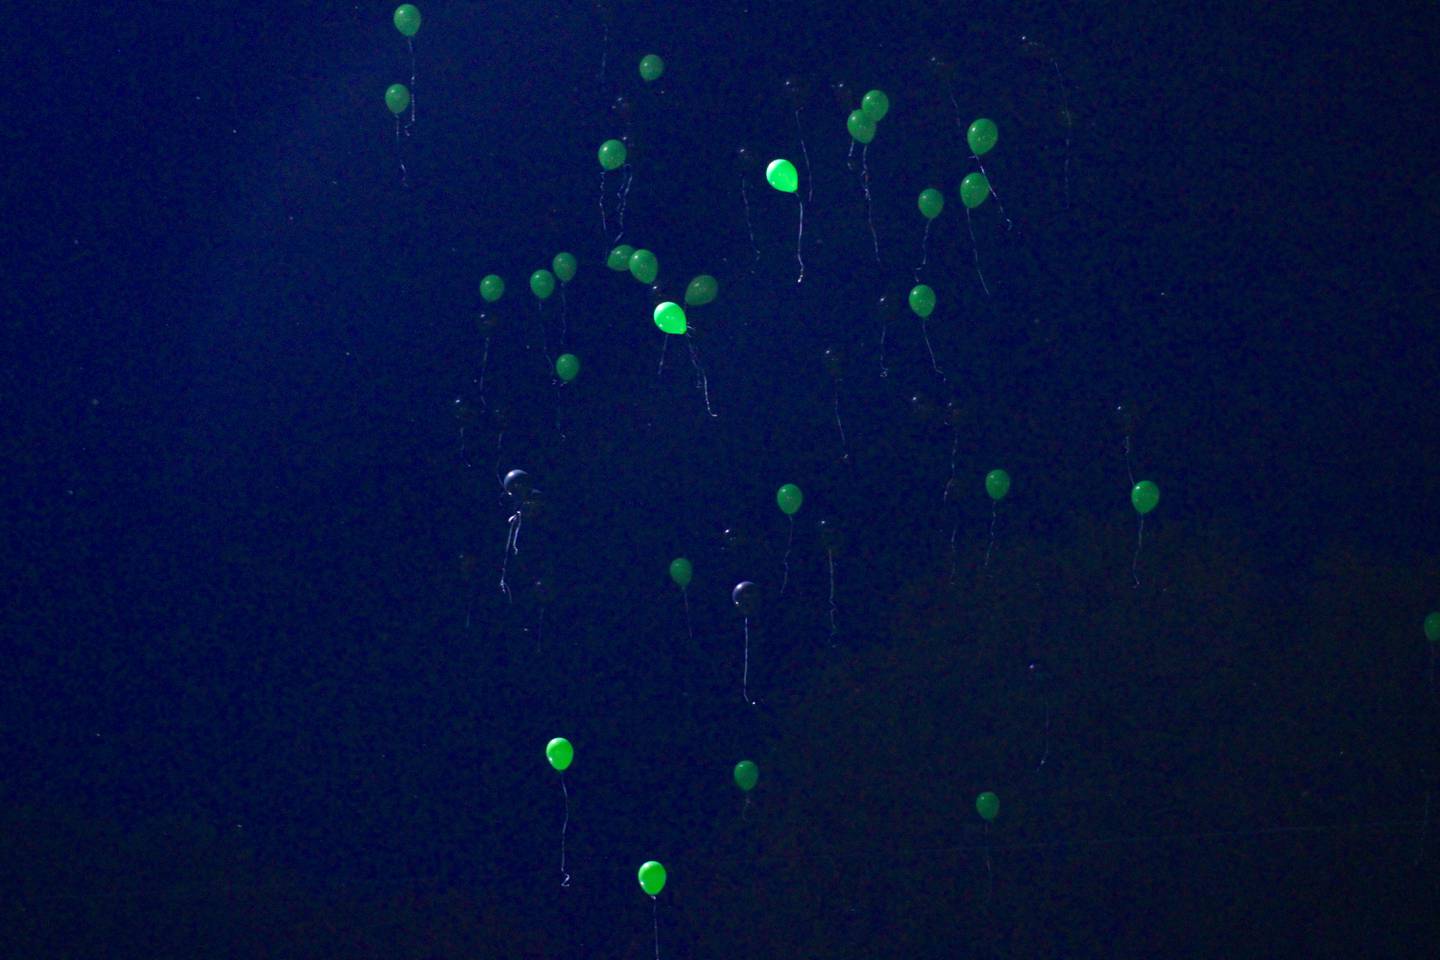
top-left (5, 1), bottom-right (1440, 956)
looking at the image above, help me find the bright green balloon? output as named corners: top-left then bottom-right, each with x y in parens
top-left (776, 483), bottom-right (803, 516)
top-left (967, 118), bottom-right (998, 156)
top-left (393, 4), bottom-right (421, 37)
top-left (733, 760), bottom-right (759, 792)
top-left (607, 244), bottom-right (635, 271)
top-left (637, 860), bottom-right (667, 896)
top-left (552, 252), bottom-right (577, 283)
top-left (985, 469), bottom-right (1011, 501)
top-left (479, 274), bottom-right (504, 303)
top-left (860, 89), bottom-right (890, 122)
top-left (1425, 611), bottom-right (1440, 644)
top-left (1131, 480), bottom-right (1160, 515)
top-left (628, 248), bottom-right (658, 284)
top-left (555, 353), bottom-right (580, 382)
top-left (976, 791), bottom-right (999, 821)
top-left (908, 284), bottom-right (936, 318)
top-left (669, 557), bottom-right (693, 589)
top-left (684, 274), bottom-right (718, 307)
top-left (598, 138), bottom-right (627, 171)
top-left (959, 172), bottom-right (991, 209)
top-left (384, 83), bottom-right (410, 116)
top-left (639, 54), bottom-right (665, 82)
top-left (530, 269), bottom-right (556, 300)
top-left (917, 188), bottom-right (944, 220)
top-left (766, 158), bottom-right (798, 193)
top-left (546, 737), bottom-right (573, 772)
top-left (846, 110), bottom-right (876, 145)
top-left (653, 301), bottom-right (687, 335)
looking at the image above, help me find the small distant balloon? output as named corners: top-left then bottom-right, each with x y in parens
top-left (638, 53), bottom-right (665, 82)
top-left (392, 4), bottom-right (421, 37)
top-left (908, 284), bottom-right (936, 318)
top-left (384, 83), bottom-right (410, 116)
top-left (732, 580), bottom-right (759, 616)
top-left (1131, 480), bottom-right (1160, 514)
top-left (637, 860), bottom-right (667, 896)
top-left (985, 469), bottom-right (1011, 501)
top-left (976, 790), bottom-right (1000, 821)
top-left (1424, 611), bottom-right (1440, 644)
top-left (552, 252), bottom-right (577, 283)
top-left (959, 172), bottom-right (991, 209)
top-left (860, 89), bottom-right (890, 122)
top-left (846, 110), bottom-right (876, 144)
top-left (598, 138), bottom-right (627, 171)
top-left (733, 760), bottom-right (759, 792)
top-left (766, 158), bottom-right (799, 193)
top-left (967, 118), bottom-right (999, 156)
top-left (684, 274), bottom-right (718, 307)
top-left (530, 269), bottom-right (556, 300)
top-left (917, 188), bottom-right (944, 220)
top-left (555, 353), bottom-right (580, 382)
top-left (546, 737), bottom-right (573, 772)
top-left (669, 557), bottom-right (693, 589)
top-left (776, 483), bottom-right (804, 516)
top-left (607, 244), bottom-right (635, 271)
top-left (628, 249), bottom-right (659, 284)
top-left (479, 274), bottom-right (505, 302)
top-left (503, 469), bottom-right (532, 499)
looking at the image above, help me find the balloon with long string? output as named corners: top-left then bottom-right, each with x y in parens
top-left (852, 88), bottom-right (890, 266)
top-left (782, 77), bottom-right (814, 203)
top-left (732, 580), bottom-right (760, 706)
top-left (817, 518), bottom-right (844, 641)
top-left (451, 396), bottom-right (480, 464)
top-left (907, 283), bottom-right (946, 378)
top-left (975, 789), bottom-right (1000, 906)
top-left (965, 118), bottom-right (1011, 229)
top-left (530, 577), bottom-right (554, 652)
top-left (983, 468), bottom-right (1010, 569)
top-left (499, 468), bottom-right (534, 601)
top-left (529, 268), bottom-right (557, 362)
top-left (765, 159), bottom-right (804, 282)
top-left (637, 860), bottom-right (667, 960)
top-left (546, 737), bottom-right (574, 887)
top-left (476, 273), bottom-right (505, 411)
top-left (1130, 479), bottom-right (1160, 586)
top-left (943, 400), bottom-right (966, 578)
top-left (733, 759), bottom-right (759, 821)
top-left (1114, 401), bottom-right (1139, 487)
top-left (552, 252), bottom-right (577, 348)
top-left (958, 172), bottom-right (993, 295)
top-left (822, 347), bottom-right (851, 464)
top-left (669, 557), bottom-right (694, 647)
top-left (383, 83), bottom-right (412, 184)
top-left (391, 5), bottom-right (420, 126)
top-left (775, 483), bottom-right (803, 595)
top-left (914, 187), bottom-right (944, 279)
top-left (597, 137), bottom-right (630, 240)
top-left (607, 243), bottom-right (635, 273)
top-left (875, 292), bottom-right (901, 378)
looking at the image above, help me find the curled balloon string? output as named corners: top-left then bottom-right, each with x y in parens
top-left (684, 334), bottom-right (719, 418)
top-left (742, 617), bottom-right (757, 706)
top-left (832, 393), bottom-right (850, 462)
top-left (779, 516), bottom-right (794, 596)
top-left (794, 194), bottom-right (806, 283)
top-left (558, 773), bottom-right (571, 888)
top-left (860, 144), bottom-right (881, 267)
top-left (499, 509), bottom-right (522, 602)
top-left (984, 500), bottom-right (999, 570)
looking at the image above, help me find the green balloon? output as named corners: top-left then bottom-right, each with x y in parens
top-left (976, 791), bottom-right (999, 821)
top-left (479, 274), bottom-right (504, 303)
top-left (1424, 611), bottom-right (1440, 644)
top-left (917, 188), bottom-right (944, 220)
top-left (555, 353), bottom-right (580, 382)
top-left (1131, 480), bottom-right (1160, 515)
top-left (684, 274), bottom-right (718, 307)
top-left (959, 172), bottom-right (991, 209)
top-left (846, 110), bottom-right (876, 145)
top-left (546, 737), bottom-right (573, 772)
top-left (392, 4), bottom-right (421, 37)
top-left (776, 483), bottom-right (803, 516)
top-left (766, 158), bottom-right (798, 193)
top-left (985, 469), bottom-right (1011, 501)
top-left (653, 301), bottom-right (687, 335)
top-left (628, 248), bottom-right (658, 284)
top-left (552, 252), bottom-right (577, 284)
top-left (733, 760), bottom-right (759, 792)
top-left (637, 860), bottom-right (667, 896)
top-left (606, 244), bottom-right (635, 271)
top-left (639, 53), bottom-right (665, 82)
top-left (860, 89), bottom-right (890, 122)
top-left (669, 557), bottom-right (693, 589)
top-left (908, 284), bottom-right (936, 318)
top-left (967, 118), bottom-right (998, 156)
top-left (598, 138), bottom-right (627, 171)
top-left (384, 83), bottom-right (410, 116)
top-left (530, 269), bottom-right (556, 300)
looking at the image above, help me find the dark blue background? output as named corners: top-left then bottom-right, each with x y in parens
top-left (4, 1), bottom-right (1439, 955)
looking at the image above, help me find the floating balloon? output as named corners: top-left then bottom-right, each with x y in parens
top-left (555, 354), bottom-right (580, 382)
top-left (732, 580), bottom-right (759, 616)
top-left (552, 252), bottom-right (577, 284)
top-left (776, 483), bottom-right (803, 516)
top-left (976, 790), bottom-right (1000, 821)
top-left (503, 469), bottom-right (532, 499)
top-left (638, 53), bottom-right (665, 82)
top-left (479, 274), bottom-right (504, 302)
top-left (598, 138), bottom-right (627, 171)
top-left (860, 88), bottom-right (890, 122)
top-left (733, 760), bottom-right (759, 792)
top-left (546, 737), bottom-right (573, 772)
top-left (917, 188), bottom-right (944, 220)
top-left (628, 249), bottom-right (659, 284)
top-left (846, 110), bottom-right (877, 145)
top-left (684, 274), bottom-right (718, 307)
top-left (637, 860), bottom-right (667, 896)
top-left (985, 469), bottom-right (1011, 501)
top-left (384, 83), bottom-right (410, 116)
top-left (1426, 612), bottom-right (1440, 644)
top-left (908, 284), bottom-right (936, 318)
top-left (669, 557), bottom-right (693, 589)
top-left (653, 301), bottom-right (687, 335)
top-left (607, 244), bottom-right (635, 271)
top-left (392, 4), bottom-right (421, 37)
top-left (1131, 480), bottom-right (1160, 514)
top-left (967, 118), bottom-right (998, 156)
top-left (766, 158), bottom-right (799, 193)
top-left (959, 172), bottom-right (991, 209)
top-left (530, 269), bottom-right (556, 300)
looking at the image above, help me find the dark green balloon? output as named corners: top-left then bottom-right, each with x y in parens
top-left (552, 252), bottom-right (577, 283)
top-left (1425, 611), bottom-right (1440, 644)
top-left (530, 269), bottom-right (556, 300)
top-left (1131, 480), bottom-right (1160, 515)
top-left (860, 89), bottom-right (890, 122)
top-left (607, 244), bottom-right (635, 271)
top-left (959, 172), bottom-right (991, 209)
top-left (976, 791), bottom-right (999, 821)
top-left (392, 4), bottom-right (421, 38)
top-left (479, 274), bottom-right (504, 302)
top-left (598, 138), bottom-right (627, 171)
top-left (846, 110), bottom-right (876, 144)
top-left (684, 274), bottom-right (718, 307)
top-left (985, 469), bottom-right (1011, 501)
top-left (733, 760), bottom-right (759, 792)
top-left (967, 118), bottom-right (998, 156)
top-left (639, 53), bottom-right (665, 82)
top-left (384, 83), bottom-right (410, 116)
top-left (669, 557), bottom-right (693, 589)
top-left (555, 353), bottom-right (580, 382)
top-left (908, 284), bottom-right (936, 318)
top-left (628, 249), bottom-right (658, 284)
top-left (917, 188), bottom-right (944, 220)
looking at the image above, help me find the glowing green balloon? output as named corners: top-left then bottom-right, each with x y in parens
top-left (552, 252), bottom-right (577, 284)
top-left (392, 4), bottom-right (421, 37)
top-left (860, 89), bottom-right (890, 122)
top-left (384, 83), bottom-right (410, 116)
top-left (479, 274), bottom-right (504, 303)
top-left (598, 138), bottom-right (627, 171)
top-left (908, 284), bottom-right (936, 318)
top-left (776, 483), bottom-right (803, 516)
top-left (653, 301), bottom-right (687, 335)
top-left (639, 53), bottom-right (665, 82)
top-left (637, 860), bottom-right (667, 896)
top-left (1424, 611), bottom-right (1440, 644)
top-left (967, 118), bottom-right (998, 156)
top-left (1131, 480), bottom-right (1160, 515)
top-left (669, 557), bottom-right (693, 589)
top-left (555, 353), bottom-right (580, 382)
top-left (628, 248), bottom-right (658, 284)
top-left (684, 274), bottom-right (718, 307)
top-left (846, 110), bottom-right (876, 144)
top-left (733, 760), bottom-right (759, 792)
top-left (985, 469), bottom-right (1011, 501)
top-left (766, 158), bottom-right (798, 193)
top-left (959, 172), bottom-right (991, 209)
top-left (976, 791), bottom-right (999, 821)
top-left (917, 188), bottom-right (944, 220)
top-left (546, 737), bottom-right (573, 772)
top-left (606, 244), bottom-right (635, 271)
top-left (530, 269), bottom-right (556, 300)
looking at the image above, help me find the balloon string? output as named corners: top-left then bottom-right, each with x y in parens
top-left (984, 501), bottom-right (999, 570)
top-left (651, 895), bottom-right (661, 960)
top-left (793, 108), bottom-right (813, 204)
top-left (1132, 514), bottom-right (1146, 587)
top-left (685, 334), bottom-right (718, 418)
top-left (742, 617), bottom-right (756, 706)
top-left (915, 218), bottom-right (933, 282)
top-left (559, 774), bottom-right (571, 887)
top-left (964, 208), bottom-right (991, 296)
top-left (739, 178), bottom-right (759, 269)
top-left (832, 393), bottom-right (849, 461)
top-left (861, 145), bottom-right (880, 267)
top-left (920, 318), bottom-right (945, 380)
top-left (794, 195), bottom-right (805, 283)
top-left (779, 516), bottom-right (793, 596)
